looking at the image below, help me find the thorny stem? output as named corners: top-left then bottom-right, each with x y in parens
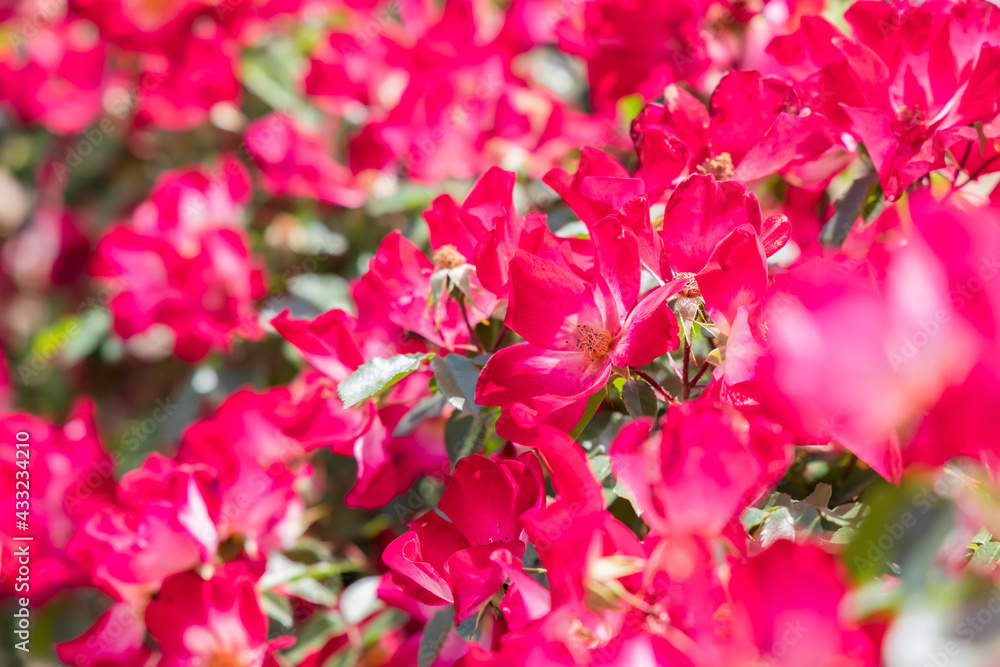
top-left (952, 142), bottom-right (973, 190)
top-left (682, 339), bottom-right (692, 400)
top-left (689, 358), bottom-right (712, 388)
top-left (967, 154), bottom-right (1000, 184)
top-left (457, 297), bottom-right (485, 354)
top-left (840, 453), bottom-right (859, 483)
top-left (489, 323), bottom-right (509, 354)
top-left (946, 148), bottom-right (1000, 200)
top-left (633, 368), bottom-right (680, 406)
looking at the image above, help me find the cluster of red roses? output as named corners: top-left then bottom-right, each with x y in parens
top-left (3, 0), bottom-right (1000, 665)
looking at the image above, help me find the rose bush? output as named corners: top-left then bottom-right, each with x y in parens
top-left (3, 0), bottom-right (1000, 665)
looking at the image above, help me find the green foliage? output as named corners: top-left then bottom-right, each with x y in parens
top-left (338, 353), bottom-right (434, 407)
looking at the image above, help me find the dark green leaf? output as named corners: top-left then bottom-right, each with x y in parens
top-left (444, 406), bottom-right (502, 468)
top-left (821, 169), bottom-right (879, 247)
top-left (588, 454), bottom-right (613, 487)
top-left (393, 395), bottom-right (447, 437)
top-left (445, 412), bottom-right (476, 467)
top-left (844, 478), bottom-right (953, 588)
top-left (280, 612), bottom-right (344, 664)
top-left (288, 273), bottom-right (352, 313)
top-left (261, 591), bottom-right (293, 628)
top-left (430, 354), bottom-right (485, 416)
top-left (419, 606), bottom-right (455, 667)
top-left (456, 613), bottom-right (478, 640)
top-left (794, 483), bottom-right (833, 511)
top-left (621, 377), bottom-right (657, 418)
top-left (63, 310), bottom-right (111, 364)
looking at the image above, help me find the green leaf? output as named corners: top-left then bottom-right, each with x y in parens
top-left (617, 93), bottom-right (645, 124)
top-left (63, 310), bottom-right (111, 364)
top-left (588, 454), bottom-right (613, 488)
top-left (689, 318), bottom-right (720, 340)
top-left (260, 554), bottom-right (341, 606)
top-left (338, 353), bottom-right (432, 407)
top-left (970, 542), bottom-right (1000, 571)
top-left (444, 407), bottom-right (501, 467)
top-left (285, 576), bottom-right (338, 606)
top-left (242, 43), bottom-right (318, 121)
top-left (288, 273), bottom-right (352, 313)
top-left (740, 507), bottom-right (770, 531)
top-left (393, 395), bottom-right (447, 437)
top-left (621, 377), bottom-right (657, 419)
top-left (975, 120), bottom-right (988, 157)
top-left (447, 265), bottom-right (474, 304)
top-left (419, 606), bottom-right (456, 667)
top-left (821, 169), bottom-right (880, 247)
top-left (764, 492), bottom-right (794, 510)
top-left (429, 269), bottom-right (449, 305)
top-left (280, 612), bottom-right (344, 664)
top-left (822, 502), bottom-right (868, 527)
top-left (445, 412), bottom-right (475, 467)
top-left (261, 553), bottom-right (304, 589)
top-left (479, 406), bottom-right (505, 457)
top-left (758, 506), bottom-right (795, 548)
top-left (843, 478), bottom-right (953, 587)
top-left (972, 528), bottom-right (994, 546)
top-left (28, 316), bottom-right (81, 367)
top-left (554, 221), bottom-right (590, 239)
top-left (674, 296), bottom-right (700, 342)
top-left (569, 389), bottom-right (606, 440)
top-left (831, 526), bottom-right (858, 545)
top-left (430, 354), bottom-right (485, 416)
top-left (612, 479), bottom-right (638, 512)
top-left (261, 591), bottom-right (294, 628)
top-left (795, 483), bottom-right (833, 511)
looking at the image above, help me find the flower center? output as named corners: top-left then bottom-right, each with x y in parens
top-left (567, 618), bottom-right (603, 650)
top-left (575, 325), bottom-right (612, 362)
top-left (432, 244), bottom-right (467, 270)
top-left (207, 654), bottom-right (248, 667)
top-left (897, 105), bottom-right (925, 128)
top-left (895, 105), bottom-right (927, 144)
top-left (674, 272), bottom-right (701, 298)
top-left (696, 152), bottom-right (734, 181)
